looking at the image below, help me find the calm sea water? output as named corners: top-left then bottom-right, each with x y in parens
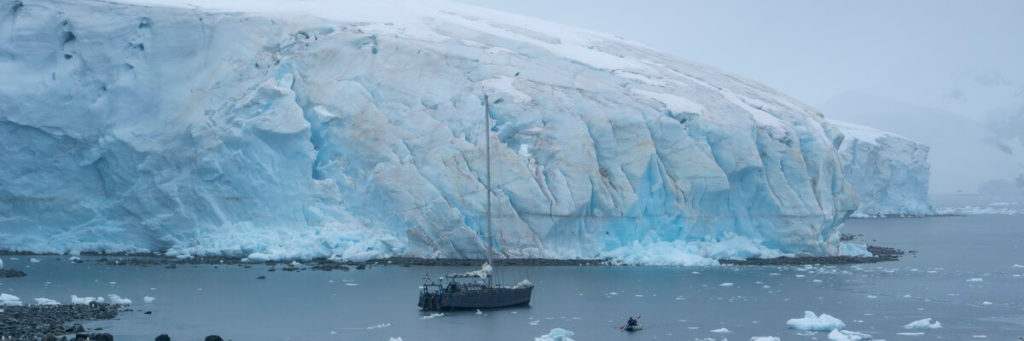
top-left (1, 214), bottom-right (1022, 340)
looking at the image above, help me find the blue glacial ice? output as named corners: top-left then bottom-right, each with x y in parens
top-left (832, 120), bottom-right (933, 217)
top-left (0, 0), bottom-right (865, 264)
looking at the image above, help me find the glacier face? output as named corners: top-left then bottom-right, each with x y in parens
top-left (831, 120), bottom-right (933, 217)
top-left (0, 0), bottom-right (860, 263)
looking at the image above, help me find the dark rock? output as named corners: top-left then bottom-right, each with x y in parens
top-left (43, 333), bottom-right (58, 341)
top-left (67, 323), bottom-right (86, 333)
top-left (89, 333), bottom-right (114, 341)
top-left (204, 335), bottom-right (224, 341)
top-left (155, 334), bottom-right (171, 341)
top-left (257, 275), bottom-right (266, 280)
top-left (144, 311), bottom-right (152, 315)
top-left (355, 264), bottom-right (366, 270)
top-left (0, 268), bottom-right (27, 277)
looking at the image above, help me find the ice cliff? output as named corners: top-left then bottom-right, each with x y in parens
top-left (0, 0), bottom-right (862, 264)
top-left (831, 120), bottom-right (933, 217)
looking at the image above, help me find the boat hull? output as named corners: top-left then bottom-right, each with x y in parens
top-left (419, 286), bottom-right (532, 311)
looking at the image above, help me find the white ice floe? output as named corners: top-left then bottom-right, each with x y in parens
top-left (1013, 264), bottom-right (1024, 268)
top-left (0, 293), bottom-right (22, 306)
top-left (107, 294), bottom-right (132, 304)
top-left (904, 318), bottom-right (941, 330)
top-left (389, 338), bottom-right (403, 341)
top-left (529, 319), bottom-right (540, 326)
top-left (345, 283), bottom-right (359, 286)
top-left (982, 301), bottom-right (992, 305)
top-left (966, 278), bottom-right (984, 282)
top-left (144, 296), bottom-right (156, 303)
top-left (827, 329), bottom-right (872, 341)
top-left (710, 327), bottom-right (730, 333)
top-left (535, 328), bottom-right (575, 341)
top-left (897, 332), bottom-right (925, 336)
top-left (476, 309), bottom-right (483, 315)
top-left (787, 311), bottom-right (845, 331)
top-left (34, 297), bottom-right (60, 305)
top-left (30, 258), bottom-right (40, 263)
top-left (71, 295), bottom-right (104, 304)
top-left (751, 337), bottom-right (780, 341)
top-left (367, 323), bottom-right (391, 329)
top-left (0, 257), bottom-right (3, 269)
top-left (421, 313), bottom-right (444, 320)
top-left (719, 283), bottom-right (734, 287)
top-left (972, 335), bottom-right (987, 338)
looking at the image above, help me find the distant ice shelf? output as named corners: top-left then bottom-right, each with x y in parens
top-left (831, 120), bottom-right (934, 217)
top-left (0, 0), bottom-right (864, 264)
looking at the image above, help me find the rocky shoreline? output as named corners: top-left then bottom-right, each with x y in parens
top-left (0, 303), bottom-right (124, 340)
top-left (1, 247), bottom-right (903, 270)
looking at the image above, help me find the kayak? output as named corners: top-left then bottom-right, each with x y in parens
top-left (624, 325), bottom-right (643, 332)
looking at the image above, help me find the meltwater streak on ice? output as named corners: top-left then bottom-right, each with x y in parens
top-left (0, 0), bottom-right (862, 263)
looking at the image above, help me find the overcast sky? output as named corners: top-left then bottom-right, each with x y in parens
top-left (453, 0), bottom-right (1024, 116)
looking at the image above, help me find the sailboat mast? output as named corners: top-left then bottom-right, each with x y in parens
top-left (484, 95), bottom-right (494, 288)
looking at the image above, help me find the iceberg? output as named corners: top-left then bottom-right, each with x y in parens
top-left (831, 120), bottom-right (933, 217)
top-left (827, 329), bottom-right (872, 341)
top-left (535, 328), bottom-right (575, 341)
top-left (787, 311), bottom-right (846, 331)
top-left (0, 0), bottom-right (859, 263)
top-left (904, 318), bottom-right (942, 330)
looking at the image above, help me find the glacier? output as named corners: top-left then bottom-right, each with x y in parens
top-left (831, 120), bottom-right (933, 217)
top-left (0, 0), bottom-right (863, 264)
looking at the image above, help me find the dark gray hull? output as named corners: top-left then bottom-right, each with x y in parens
top-left (419, 286), bottom-right (532, 311)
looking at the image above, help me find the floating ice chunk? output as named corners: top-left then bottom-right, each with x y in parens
top-left (0, 293), bottom-right (22, 306)
top-left (966, 278), bottom-right (983, 282)
top-left (751, 337), bottom-right (780, 341)
top-left (0, 257), bottom-right (3, 269)
top-left (535, 328), bottom-right (575, 341)
top-left (108, 294), bottom-right (132, 304)
top-left (30, 258), bottom-right (40, 263)
top-left (530, 319), bottom-right (540, 326)
top-left (71, 295), bottom-right (103, 304)
top-left (719, 283), bottom-right (734, 287)
top-left (144, 296), bottom-right (156, 303)
top-left (972, 335), bottom-right (986, 338)
top-left (34, 297), bottom-right (60, 305)
top-left (904, 318), bottom-right (941, 330)
top-left (1013, 264), bottom-right (1024, 268)
top-left (367, 323), bottom-right (391, 329)
top-left (421, 313), bottom-right (444, 320)
top-left (710, 327), bottom-right (730, 333)
top-left (897, 332), bottom-right (925, 336)
top-left (866, 295), bottom-right (878, 299)
top-left (69, 256), bottom-right (81, 262)
top-left (345, 283), bottom-right (359, 286)
top-left (787, 311), bottom-right (845, 331)
top-left (827, 329), bottom-right (872, 341)
top-left (981, 301), bottom-right (992, 305)
top-left (389, 338), bottom-right (403, 341)
top-left (476, 309), bottom-right (483, 315)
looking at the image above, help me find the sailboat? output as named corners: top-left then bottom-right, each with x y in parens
top-left (417, 95), bottom-right (534, 311)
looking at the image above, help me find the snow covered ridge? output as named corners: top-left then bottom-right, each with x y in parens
top-left (0, 0), bottom-right (861, 264)
top-left (831, 120), bottom-right (934, 217)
